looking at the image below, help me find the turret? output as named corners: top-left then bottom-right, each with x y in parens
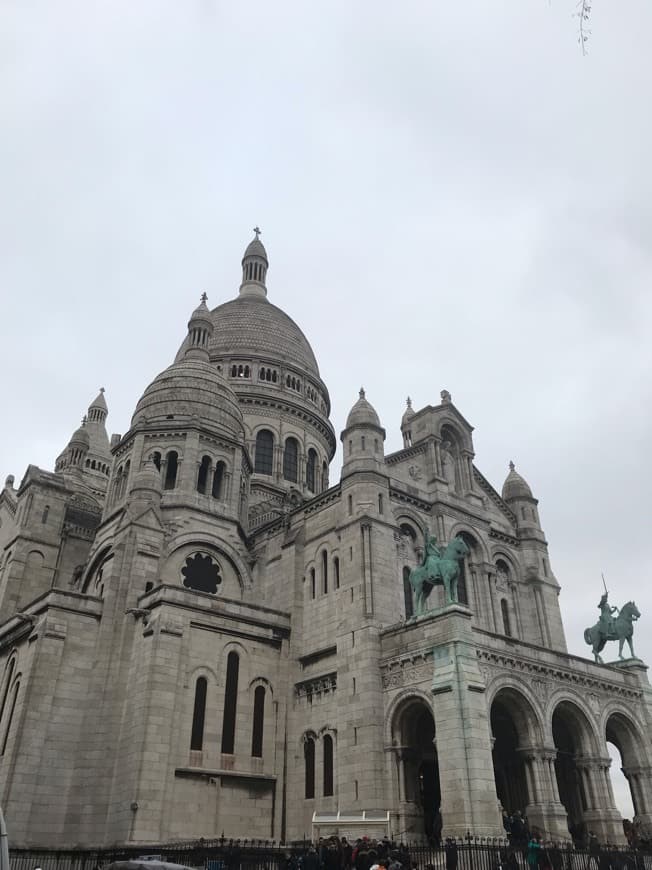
top-left (55, 418), bottom-right (90, 476)
top-left (184, 293), bottom-right (214, 362)
top-left (502, 460), bottom-right (544, 540)
top-left (341, 388), bottom-right (386, 477)
top-left (239, 228), bottom-right (269, 299)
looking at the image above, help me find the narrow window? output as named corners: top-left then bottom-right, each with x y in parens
top-left (231, 365), bottom-right (237, 377)
top-left (334, 557), bottom-right (340, 589)
top-left (1, 681), bottom-right (19, 756)
top-left (41, 506), bottom-right (49, 524)
top-left (190, 676), bottom-right (207, 751)
top-left (0, 660), bottom-right (16, 726)
top-left (221, 652), bottom-right (239, 754)
top-left (378, 493), bottom-right (384, 514)
top-left (164, 451), bottom-right (178, 490)
top-left (144, 581), bottom-right (153, 593)
top-left (310, 568), bottom-right (316, 599)
top-left (501, 599), bottom-right (512, 637)
top-left (322, 550), bottom-right (328, 594)
top-left (322, 461), bottom-right (328, 492)
top-left (348, 494), bottom-right (353, 516)
top-left (255, 430), bottom-right (274, 475)
top-left (197, 455), bottom-right (211, 494)
top-left (403, 567), bottom-right (414, 618)
top-left (361, 436), bottom-right (366, 450)
top-left (251, 685), bottom-right (265, 758)
top-left (212, 461), bottom-right (225, 499)
top-left (283, 437), bottom-right (299, 483)
top-left (152, 452), bottom-right (162, 471)
top-left (374, 439), bottom-right (379, 453)
top-left (521, 506), bottom-right (526, 519)
top-left (323, 734), bottom-right (334, 796)
top-left (304, 737), bottom-right (315, 799)
top-left (306, 449), bottom-right (317, 493)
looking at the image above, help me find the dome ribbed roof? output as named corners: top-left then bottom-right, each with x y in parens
top-left (243, 238), bottom-right (268, 261)
top-left (132, 358), bottom-right (244, 438)
top-left (502, 461), bottom-right (533, 501)
top-left (201, 296), bottom-right (320, 377)
top-left (70, 425), bottom-right (90, 447)
top-left (345, 388), bottom-right (381, 429)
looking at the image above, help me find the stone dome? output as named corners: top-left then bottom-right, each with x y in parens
top-left (243, 237), bottom-right (268, 262)
top-left (70, 424), bottom-right (90, 447)
top-left (132, 358), bottom-right (244, 438)
top-left (176, 296), bottom-right (320, 378)
top-left (502, 461), bottom-right (533, 501)
top-left (345, 388), bottom-right (381, 429)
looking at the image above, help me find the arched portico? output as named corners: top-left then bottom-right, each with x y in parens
top-left (552, 699), bottom-right (624, 844)
top-left (606, 710), bottom-right (652, 833)
top-left (390, 695), bottom-right (441, 842)
top-left (490, 685), bottom-right (568, 840)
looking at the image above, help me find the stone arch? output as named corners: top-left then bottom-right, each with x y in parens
top-left (446, 525), bottom-right (486, 607)
top-left (490, 685), bottom-right (545, 816)
top-left (487, 681), bottom-right (545, 745)
top-left (388, 690), bottom-right (441, 839)
top-left (385, 686), bottom-right (434, 745)
top-left (550, 696), bottom-right (602, 837)
top-left (603, 707), bottom-right (650, 819)
top-left (164, 533), bottom-right (250, 594)
top-left (249, 675), bottom-right (274, 698)
top-left (81, 545), bottom-right (113, 594)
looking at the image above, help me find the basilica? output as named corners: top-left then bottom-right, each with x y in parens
top-left (1, 235), bottom-right (651, 848)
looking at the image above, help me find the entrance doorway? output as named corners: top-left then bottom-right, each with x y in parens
top-left (552, 704), bottom-right (589, 843)
top-left (394, 699), bottom-right (441, 840)
top-left (491, 699), bottom-right (529, 815)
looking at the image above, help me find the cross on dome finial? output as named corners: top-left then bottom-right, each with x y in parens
top-left (253, 226), bottom-right (261, 239)
top-left (100, 387), bottom-right (105, 394)
top-left (200, 291), bottom-right (208, 304)
top-left (82, 415), bottom-right (87, 426)
top-left (406, 396), bottom-right (412, 408)
top-left (359, 387), bottom-right (366, 399)
top-left (509, 460), bottom-right (515, 471)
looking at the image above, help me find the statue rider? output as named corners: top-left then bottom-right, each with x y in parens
top-left (598, 592), bottom-right (618, 638)
top-left (421, 533), bottom-right (441, 573)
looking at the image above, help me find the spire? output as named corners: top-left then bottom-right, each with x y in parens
top-left (184, 293), bottom-right (214, 362)
top-left (239, 229), bottom-right (269, 299)
top-left (88, 388), bottom-right (108, 423)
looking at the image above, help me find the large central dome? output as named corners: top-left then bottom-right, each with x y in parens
top-left (208, 295), bottom-right (319, 377)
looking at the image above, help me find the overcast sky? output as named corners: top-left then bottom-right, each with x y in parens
top-left (2, 1), bottom-right (651, 822)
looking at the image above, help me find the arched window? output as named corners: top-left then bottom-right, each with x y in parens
top-left (455, 531), bottom-right (477, 606)
top-left (403, 566), bottom-right (414, 618)
top-left (197, 455), bottom-right (211, 494)
top-left (323, 734), bottom-right (334, 796)
top-left (334, 557), bottom-right (340, 589)
top-left (306, 449), bottom-right (317, 493)
top-left (501, 599), bottom-right (512, 637)
top-left (152, 452), bottom-right (161, 471)
top-left (1, 680), bottom-right (19, 756)
top-left (221, 651), bottom-right (239, 754)
top-left (212, 461), bottom-right (225, 499)
top-left (283, 438), bottom-right (299, 483)
top-left (322, 550), bottom-right (328, 594)
top-left (164, 451), bottom-right (178, 490)
top-left (304, 736), bottom-right (315, 799)
top-left (255, 430), bottom-right (274, 476)
top-left (310, 568), bottom-right (316, 599)
top-left (251, 685), bottom-right (265, 758)
top-left (190, 676), bottom-right (207, 751)
top-left (0, 659), bottom-right (16, 727)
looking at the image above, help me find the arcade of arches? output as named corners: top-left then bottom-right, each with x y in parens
top-left (388, 688), bottom-right (652, 844)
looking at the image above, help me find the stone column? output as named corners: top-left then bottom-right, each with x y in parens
top-left (434, 440), bottom-right (443, 477)
top-left (426, 607), bottom-right (503, 838)
top-left (518, 746), bottom-right (569, 840)
top-left (623, 765), bottom-right (652, 831)
top-left (580, 756), bottom-right (625, 844)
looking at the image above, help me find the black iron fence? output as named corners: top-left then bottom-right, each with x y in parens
top-left (9, 839), bottom-right (652, 870)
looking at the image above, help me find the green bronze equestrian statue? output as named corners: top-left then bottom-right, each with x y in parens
top-left (409, 528), bottom-right (469, 614)
top-left (584, 590), bottom-right (640, 664)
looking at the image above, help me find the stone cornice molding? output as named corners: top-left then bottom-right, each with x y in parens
top-left (477, 648), bottom-right (643, 703)
top-left (473, 467), bottom-right (517, 526)
top-left (295, 671), bottom-right (337, 699)
top-left (385, 442), bottom-right (428, 466)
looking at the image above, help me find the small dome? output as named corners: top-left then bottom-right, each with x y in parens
top-left (190, 294), bottom-right (212, 322)
top-left (401, 396), bottom-right (415, 426)
top-left (243, 237), bottom-right (268, 263)
top-left (502, 461), bottom-right (533, 501)
top-left (345, 388), bottom-right (381, 429)
top-left (132, 358), bottom-right (244, 439)
top-left (70, 423), bottom-right (90, 447)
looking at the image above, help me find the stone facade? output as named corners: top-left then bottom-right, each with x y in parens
top-left (1, 237), bottom-right (652, 847)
